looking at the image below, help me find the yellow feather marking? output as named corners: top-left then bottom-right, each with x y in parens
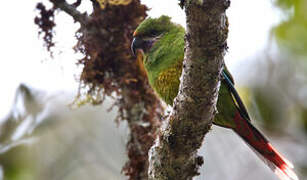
top-left (154, 61), bottom-right (182, 105)
top-left (136, 51), bottom-right (148, 78)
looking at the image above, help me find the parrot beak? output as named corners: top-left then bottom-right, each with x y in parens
top-left (131, 38), bottom-right (137, 57)
top-left (131, 37), bottom-right (144, 57)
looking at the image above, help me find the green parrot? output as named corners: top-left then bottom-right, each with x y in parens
top-left (131, 16), bottom-right (298, 180)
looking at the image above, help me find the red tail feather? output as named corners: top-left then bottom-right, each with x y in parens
top-left (233, 111), bottom-right (298, 180)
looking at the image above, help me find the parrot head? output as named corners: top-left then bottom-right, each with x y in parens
top-left (131, 15), bottom-right (174, 56)
top-left (130, 16), bottom-right (185, 105)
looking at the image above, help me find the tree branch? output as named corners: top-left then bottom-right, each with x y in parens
top-left (148, 0), bottom-right (229, 179)
top-left (51, 0), bottom-right (88, 25)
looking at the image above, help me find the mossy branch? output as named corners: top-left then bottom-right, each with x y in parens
top-left (36, 1), bottom-right (162, 179)
top-left (148, 0), bottom-right (229, 179)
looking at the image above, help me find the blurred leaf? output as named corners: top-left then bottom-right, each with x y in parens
top-left (274, 0), bottom-right (297, 9)
top-left (0, 146), bottom-right (35, 180)
top-left (0, 84), bottom-right (128, 180)
top-left (251, 88), bottom-right (288, 131)
top-left (273, 0), bottom-right (307, 56)
top-left (0, 84), bottom-right (48, 154)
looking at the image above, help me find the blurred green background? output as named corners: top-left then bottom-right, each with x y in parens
top-left (0, 0), bottom-right (307, 179)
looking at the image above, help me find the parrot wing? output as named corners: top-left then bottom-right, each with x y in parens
top-left (222, 70), bottom-right (250, 120)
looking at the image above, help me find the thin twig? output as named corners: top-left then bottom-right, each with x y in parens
top-left (51, 0), bottom-right (88, 25)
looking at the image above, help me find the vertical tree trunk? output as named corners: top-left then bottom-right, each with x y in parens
top-left (148, 0), bottom-right (229, 179)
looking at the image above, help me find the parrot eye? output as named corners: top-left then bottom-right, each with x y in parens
top-left (150, 30), bottom-right (159, 37)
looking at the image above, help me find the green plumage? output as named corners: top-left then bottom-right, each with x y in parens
top-left (132, 16), bottom-right (299, 180)
top-left (134, 16), bottom-right (238, 128)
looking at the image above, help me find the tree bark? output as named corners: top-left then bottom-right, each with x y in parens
top-left (148, 0), bottom-right (229, 179)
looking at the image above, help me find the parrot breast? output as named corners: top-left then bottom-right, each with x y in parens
top-left (152, 60), bottom-right (182, 105)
